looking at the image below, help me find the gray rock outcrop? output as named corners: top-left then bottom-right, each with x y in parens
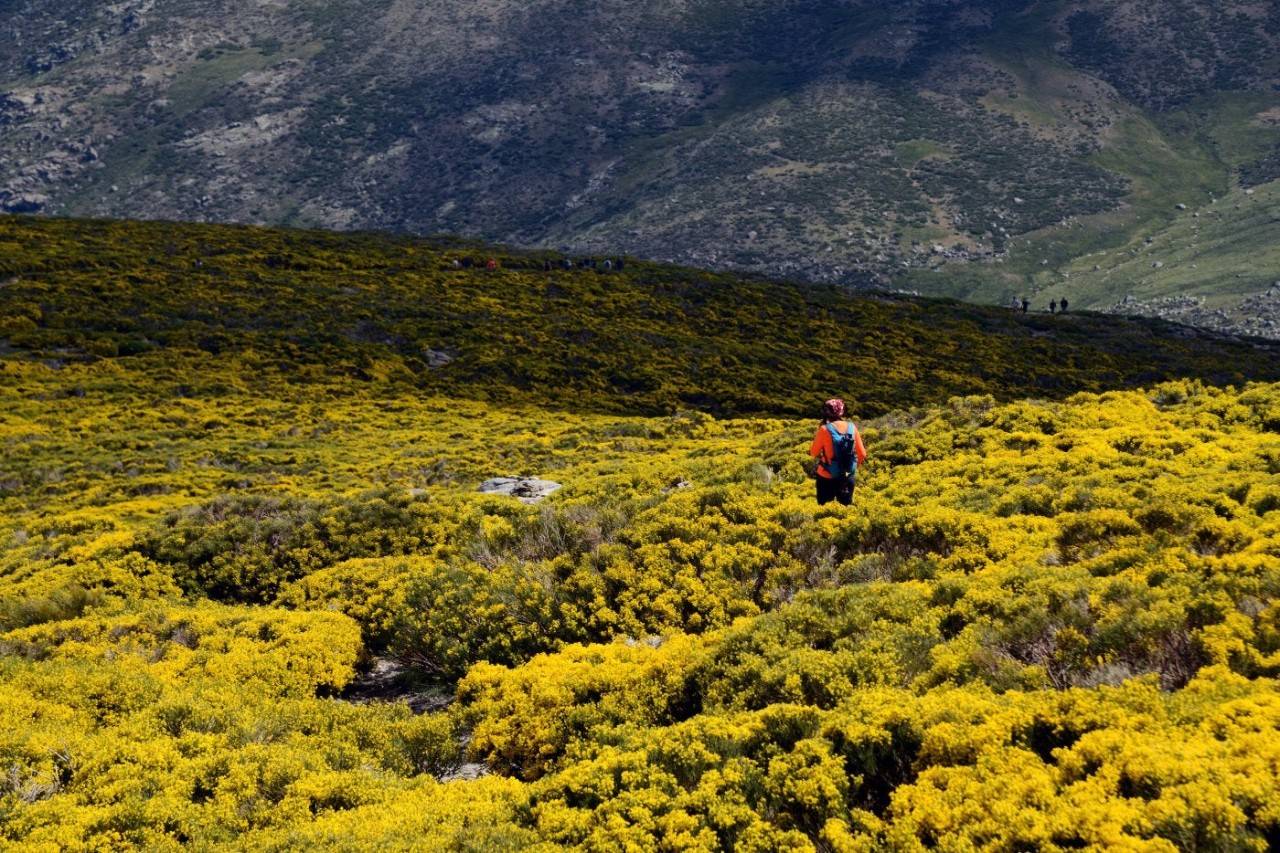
top-left (478, 477), bottom-right (562, 503)
top-left (423, 349), bottom-right (455, 369)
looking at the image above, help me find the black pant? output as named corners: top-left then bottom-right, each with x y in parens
top-left (816, 475), bottom-right (854, 506)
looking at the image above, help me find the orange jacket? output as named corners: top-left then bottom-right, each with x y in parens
top-left (810, 421), bottom-right (867, 479)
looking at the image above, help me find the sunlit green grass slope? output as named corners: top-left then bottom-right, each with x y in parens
top-left (906, 89), bottom-right (1280, 319)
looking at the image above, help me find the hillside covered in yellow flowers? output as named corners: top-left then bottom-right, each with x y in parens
top-left (3, 217), bottom-right (1280, 850)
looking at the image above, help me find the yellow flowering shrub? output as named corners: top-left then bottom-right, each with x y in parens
top-left (2, 217), bottom-right (1280, 848)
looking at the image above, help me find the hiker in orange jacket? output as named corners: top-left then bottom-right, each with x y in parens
top-left (809, 398), bottom-right (866, 506)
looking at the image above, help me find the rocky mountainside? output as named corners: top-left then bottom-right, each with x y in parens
top-left (2, 0), bottom-right (1279, 325)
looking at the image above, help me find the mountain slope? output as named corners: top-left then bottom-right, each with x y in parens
top-left (3, 216), bottom-right (1280, 849)
top-left (3, 216), bottom-right (1279, 419)
top-left (2, 0), bottom-right (1278, 317)
top-left (903, 89), bottom-right (1280, 324)
top-left (1070, 179), bottom-right (1280, 336)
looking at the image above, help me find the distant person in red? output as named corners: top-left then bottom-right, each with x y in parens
top-left (809, 398), bottom-right (867, 506)
top-left (486, 258), bottom-right (499, 271)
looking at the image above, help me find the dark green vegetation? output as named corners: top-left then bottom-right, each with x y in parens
top-left (1062, 5), bottom-right (1280, 110)
top-left (1, 0), bottom-right (1277, 326)
top-left (4, 216), bottom-right (1280, 419)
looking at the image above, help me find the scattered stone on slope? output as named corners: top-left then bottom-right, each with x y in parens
top-left (663, 478), bottom-right (692, 493)
top-left (438, 763), bottom-right (489, 782)
top-left (1106, 288), bottom-right (1280, 340)
top-left (423, 348), bottom-right (455, 369)
top-left (478, 477), bottom-right (562, 503)
top-left (625, 635), bottom-right (666, 649)
top-left (0, 93), bottom-right (34, 124)
top-left (0, 191), bottom-right (47, 213)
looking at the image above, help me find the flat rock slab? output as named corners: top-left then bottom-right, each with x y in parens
top-left (423, 348), bottom-right (455, 369)
top-left (478, 477), bottom-right (562, 503)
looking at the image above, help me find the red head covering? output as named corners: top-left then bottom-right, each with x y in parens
top-left (823, 398), bottom-right (846, 421)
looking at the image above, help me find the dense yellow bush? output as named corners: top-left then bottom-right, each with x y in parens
top-left (3, 238), bottom-right (1280, 848)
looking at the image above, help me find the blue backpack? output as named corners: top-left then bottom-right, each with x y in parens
top-left (824, 423), bottom-right (858, 479)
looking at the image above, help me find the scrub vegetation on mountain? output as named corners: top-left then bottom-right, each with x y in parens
top-left (3, 216), bottom-right (1279, 420)
top-left (3, 354), bottom-right (1280, 849)
top-left (2, 222), bottom-right (1280, 848)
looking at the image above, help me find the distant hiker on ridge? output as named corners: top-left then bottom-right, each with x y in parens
top-left (810, 398), bottom-right (867, 507)
top-left (1050, 299), bottom-right (1058, 315)
top-left (1021, 298), bottom-right (1030, 314)
top-left (1060, 297), bottom-right (1069, 314)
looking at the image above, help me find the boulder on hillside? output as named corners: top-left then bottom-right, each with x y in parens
top-left (423, 348), bottom-right (455, 369)
top-left (478, 477), bottom-right (562, 503)
top-left (1, 192), bottom-right (47, 213)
